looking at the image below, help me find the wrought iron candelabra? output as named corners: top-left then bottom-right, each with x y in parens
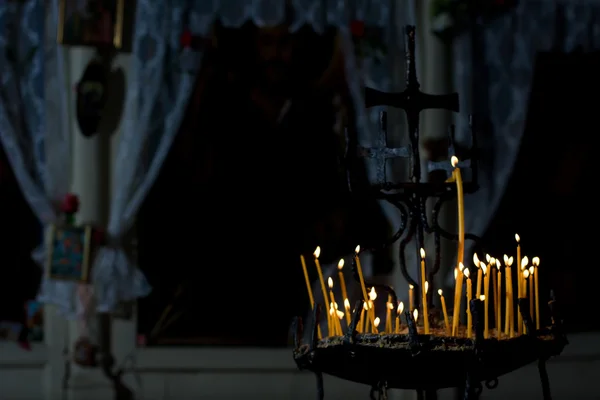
top-left (292, 26), bottom-right (567, 400)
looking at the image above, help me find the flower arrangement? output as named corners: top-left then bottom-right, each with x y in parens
top-left (430, 0), bottom-right (518, 40)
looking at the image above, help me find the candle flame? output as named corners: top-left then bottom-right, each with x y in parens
top-left (485, 254), bottom-right (491, 263)
top-left (451, 156), bottom-right (459, 168)
top-left (464, 268), bottom-right (471, 278)
top-left (490, 257), bottom-right (496, 266)
top-left (496, 259), bottom-right (501, 269)
top-left (368, 300), bottom-right (373, 309)
top-left (438, 289), bottom-right (443, 296)
top-left (507, 256), bottom-right (514, 267)
top-left (425, 281), bottom-right (429, 294)
top-left (344, 298), bottom-right (350, 310)
top-left (413, 309), bottom-right (419, 322)
top-left (398, 301), bottom-right (404, 314)
top-left (515, 234), bottom-right (520, 243)
top-left (328, 277), bottom-right (333, 289)
top-left (523, 269), bottom-right (530, 279)
top-left (529, 266), bottom-right (535, 275)
top-left (329, 305), bottom-right (334, 316)
top-left (420, 248), bottom-right (426, 259)
top-left (481, 264), bottom-right (487, 275)
top-left (314, 246), bottom-right (321, 258)
top-left (363, 302), bottom-right (369, 310)
top-left (337, 259), bottom-right (344, 270)
top-left (369, 287), bottom-right (377, 301)
top-left (480, 295), bottom-right (485, 301)
top-left (532, 257), bottom-right (540, 266)
top-left (387, 302), bottom-right (394, 310)
top-left (521, 256), bottom-right (529, 269)
top-left (473, 253), bottom-right (480, 267)
top-left (337, 310), bottom-right (344, 319)
top-left (374, 317), bottom-right (381, 328)
top-left (354, 245), bottom-right (360, 254)
top-left (454, 268), bottom-right (458, 280)
top-left (459, 262), bottom-right (465, 271)
top-left (503, 254), bottom-right (509, 264)
top-left (334, 302), bottom-right (339, 309)
top-left (409, 284), bottom-right (414, 290)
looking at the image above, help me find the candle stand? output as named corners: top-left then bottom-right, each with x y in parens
top-left (292, 26), bottom-right (567, 400)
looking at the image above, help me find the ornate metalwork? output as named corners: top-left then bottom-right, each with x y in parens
top-left (293, 25), bottom-right (567, 400)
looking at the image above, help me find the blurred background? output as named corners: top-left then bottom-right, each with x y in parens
top-left (0, 0), bottom-right (599, 399)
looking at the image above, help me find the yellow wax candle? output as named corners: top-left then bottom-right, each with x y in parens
top-left (438, 289), bottom-right (450, 336)
top-left (386, 295), bottom-right (393, 334)
top-left (409, 284), bottom-right (414, 311)
top-left (503, 255), bottom-right (514, 337)
top-left (483, 264), bottom-right (490, 338)
top-left (328, 278), bottom-right (343, 336)
top-left (369, 288), bottom-right (379, 333)
top-left (452, 262), bottom-right (465, 336)
top-left (355, 246), bottom-right (375, 328)
top-left (336, 309), bottom-right (345, 335)
top-left (529, 266), bottom-right (535, 325)
top-left (464, 268), bottom-right (472, 339)
top-left (365, 301), bottom-right (372, 333)
top-left (337, 259), bottom-right (351, 324)
top-left (496, 262), bottom-right (502, 337)
top-left (491, 259), bottom-right (498, 330)
top-left (359, 302), bottom-right (367, 333)
top-left (450, 156), bottom-right (465, 265)
top-left (395, 302), bottom-right (404, 333)
top-left (476, 265), bottom-right (483, 298)
top-left (344, 298), bottom-right (351, 326)
top-left (533, 257), bottom-right (540, 330)
top-left (313, 247), bottom-right (331, 335)
top-left (451, 267), bottom-right (459, 336)
top-left (518, 256), bottom-right (529, 335)
top-left (419, 248), bottom-right (430, 334)
top-left (300, 254), bottom-right (321, 339)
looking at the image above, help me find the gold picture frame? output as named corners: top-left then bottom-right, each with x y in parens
top-left (57, 0), bottom-right (125, 49)
top-left (46, 224), bottom-right (94, 282)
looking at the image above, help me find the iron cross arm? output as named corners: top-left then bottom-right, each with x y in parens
top-left (364, 87), bottom-right (460, 115)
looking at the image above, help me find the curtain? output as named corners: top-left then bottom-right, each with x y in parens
top-left (454, 0), bottom-right (600, 255)
top-left (93, 0), bottom-right (397, 311)
top-left (0, 1), bottom-right (72, 312)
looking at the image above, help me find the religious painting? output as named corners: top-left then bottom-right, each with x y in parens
top-left (57, 0), bottom-right (125, 49)
top-left (46, 225), bottom-right (94, 282)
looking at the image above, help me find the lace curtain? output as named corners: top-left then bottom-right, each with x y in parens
top-left (93, 0), bottom-right (397, 311)
top-left (454, 0), bottom-right (600, 254)
top-left (0, 1), bottom-right (72, 312)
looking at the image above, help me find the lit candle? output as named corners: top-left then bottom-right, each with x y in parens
top-left (328, 277), bottom-right (343, 336)
top-left (355, 246), bottom-right (375, 328)
top-left (528, 266), bottom-right (535, 326)
top-left (518, 256), bottom-right (529, 335)
top-left (482, 263), bottom-right (489, 338)
top-left (452, 262), bottom-right (465, 336)
top-left (313, 246), bottom-right (331, 335)
top-left (300, 254), bottom-right (320, 338)
top-left (373, 317), bottom-right (381, 333)
top-left (359, 302), bottom-right (367, 333)
top-left (490, 257), bottom-right (498, 331)
top-left (448, 156), bottom-right (465, 264)
top-left (523, 269), bottom-right (530, 334)
top-left (533, 257), bottom-right (540, 330)
top-left (464, 268), bottom-right (472, 338)
top-left (474, 254), bottom-right (483, 298)
top-left (369, 287), bottom-right (378, 333)
top-left (413, 309), bottom-right (419, 330)
top-left (395, 301), bottom-right (404, 333)
top-left (503, 255), bottom-right (514, 337)
top-left (516, 235), bottom-right (522, 332)
top-left (496, 260), bottom-right (502, 338)
top-left (438, 289), bottom-right (450, 336)
top-left (419, 248), bottom-right (430, 334)
top-left (385, 295), bottom-right (393, 334)
top-left (409, 284), bottom-right (414, 311)
top-left (344, 298), bottom-right (351, 327)
top-left (337, 259), bottom-right (351, 324)
top-left (336, 309), bottom-right (345, 335)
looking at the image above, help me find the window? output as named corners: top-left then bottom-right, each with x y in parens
top-left (137, 24), bottom-right (391, 346)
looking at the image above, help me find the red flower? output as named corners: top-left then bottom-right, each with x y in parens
top-left (61, 193), bottom-right (80, 214)
top-left (180, 30), bottom-right (193, 48)
top-left (350, 20), bottom-right (365, 38)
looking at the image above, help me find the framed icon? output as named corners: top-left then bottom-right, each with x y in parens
top-left (57, 0), bottom-right (125, 49)
top-left (46, 224), bottom-right (94, 282)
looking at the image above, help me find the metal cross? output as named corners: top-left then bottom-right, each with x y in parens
top-left (365, 26), bottom-right (460, 182)
top-left (358, 111), bottom-right (410, 183)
